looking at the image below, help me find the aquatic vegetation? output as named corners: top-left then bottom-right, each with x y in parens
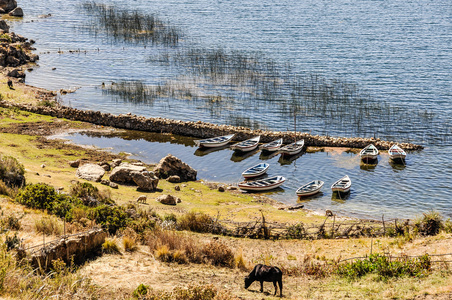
top-left (81, 1), bottom-right (182, 46)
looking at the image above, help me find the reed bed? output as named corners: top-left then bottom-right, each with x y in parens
top-left (86, 2), bottom-right (450, 145)
top-left (81, 1), bottom-right (182, 46)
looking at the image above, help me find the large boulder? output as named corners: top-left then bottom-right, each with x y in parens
top-left (154, 154), bottom-right (197, 182)
top-left (131, 171), bottom-right (159, 191)
top-left (156, 194), bottom-right (180, 206)
top-left (0, 20), bottom-right (9, 33)
top-left (0, 0), bottom-right (17, 13)
top-left (110, 163), bottom-right (159, 191)
top-left (8, 6), bottom-right (22, 17)
top-left (76, 163), bottom-right (105, 182)
top-left (109, 163), bottom-right (147, 183)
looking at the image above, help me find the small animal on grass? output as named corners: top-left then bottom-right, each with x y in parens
top-left (244, 264), bottom-right (283, 297)
top-left (136, 195), bottom-right (147, 204)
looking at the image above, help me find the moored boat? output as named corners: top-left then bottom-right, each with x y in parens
top-left (194, 134), bottom-right (235, 148)
top-left (238, 175), bottom-right (286, 191)
top-left (388, 144), bottom-right (406, 162)
top-left (296, 180), bottom-right (324, 197)
top-left (331, 175), bottom-right (351, 194)
top-left (241, 163), bottom-right (269, 178)
top-left (359, 144), bottom-right (379, 163)
top-left (230, 136), bottom-right (260, 152)
top-left (279, 140), bottom-right (305, 156)
top-left (260, 138), bottom-right (283, 152)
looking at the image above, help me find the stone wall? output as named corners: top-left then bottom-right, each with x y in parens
top-left (0, 100), bottom-right (424, 150)
top-left (29, 228), bottom-right (107, 271)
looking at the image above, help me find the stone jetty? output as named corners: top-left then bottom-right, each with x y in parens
top-left (0, 100), bottom-right (424, 150)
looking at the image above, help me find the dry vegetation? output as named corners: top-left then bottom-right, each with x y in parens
top-left (0, 77), bottom-right (451, 299)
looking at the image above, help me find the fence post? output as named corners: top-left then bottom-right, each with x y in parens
top-left (382, 214), bottom-right (385, 236)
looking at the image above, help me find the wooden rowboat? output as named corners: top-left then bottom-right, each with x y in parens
top-left (241, 163), bottom-right (269, 178)
top-left (388, 144), bottom-right (406, 162)
top-left (231, 136), bottom-right (260, 152)
top-left (296, 180), bottom-right (324, 197)
top-left (331, 175), bottom-right (351, 194)
top-left (359, 144), bottom-right (379, 163)
top-left (279, 140), bottom-right (304, 156)
top-left (260, 138), bottom-right (283, 152)
top-left (238, 175), bottom-right (286, 192)
top-left (194, 134), bottom-right (235, 148)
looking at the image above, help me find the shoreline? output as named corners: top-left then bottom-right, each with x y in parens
top-left (0, 98), bottom-right (424, 151)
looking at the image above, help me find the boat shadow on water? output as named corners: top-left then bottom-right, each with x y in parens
top-left (230, 149), bottom-right (260, 162)
top-left (259, 151), bottom-right (279, 161)
top-left (297, 191), bottom-right (324, 202)
top-left (194, 144), bottom-right (230, 157)
top-left (278, 151), bottom-right (304, 166)
top-left (331, 191), bottom-right (351, 203)
top-left (389, 160), bottom-right (407, 171)
top-left (240, 187), bottom-right (285, 194)
top-left (360, 161), bottom-right (378, 171)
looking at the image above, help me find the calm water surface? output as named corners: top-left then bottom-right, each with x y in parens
top-left (10, 0), bottom-right (452, 219)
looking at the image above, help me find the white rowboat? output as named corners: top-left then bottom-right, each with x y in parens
top-left (388, 144), bottom-right (406, 161)
top-left (331, 175), bottom-right (351, 194)
top-left (194, 134), bottom-right (235, 148)
top-left (238, 175), bottom-right (286, 191)
top-left (359, 144), bottom-right (379, 163)
top-left (279, 140), bottom-right (305, 156)
top-left (231, 136), bottom-right (260, 152)
top-left (296, 180), bottom-right (324, 197)
top-left (260, 138), bottom-right (283, 152)
top-left (241, 163), bottom-right (270, 178)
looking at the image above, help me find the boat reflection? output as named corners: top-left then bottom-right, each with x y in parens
top-left (230, 149), bottom-right (260, 162)
top-left (259, 151), bottom-right (279, 160)
top-left (331, 191), bottom-right (350, 203)
top-left (297, 191), bottom-right (324, 202)
top-left (194, 144), bottom-right (230, 157)
top-left (389, 160), bottom-right (407, 171)
top-left (278, 152), bottom-right (304, 166)
top-left (360, 162), bottom-right (378, 171)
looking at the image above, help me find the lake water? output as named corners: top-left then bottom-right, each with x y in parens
top-left (10, 0), bottom-right (452, 219)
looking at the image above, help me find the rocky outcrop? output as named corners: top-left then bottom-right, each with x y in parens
top-left (154, 154), bottom-right (197, 182)
top-left (76, 163), bottom-right (105, 182)
top-left (0, 0), bottom-right (17, 14)
top-left (8, 6), bottom-right (22, 16)
top-left (110, 162), bottom-right (159, 191)
top-left (29, 228), bottom-right (107, 271)
top-left (0, 20), bottom-right (9, 33)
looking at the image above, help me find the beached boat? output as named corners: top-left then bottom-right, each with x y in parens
top-left (194, 134), bottom-right (235, 148)
top-left (241, 163), bottom-right (269, 178)
top-left (388, 144), bottom-right (406, 162)
top-left (296, 180), bottom-right (324, 197)
top-left (238, 175), bottom-right (286, 191)
top-left (279, 140), bottom-right (304, 156)
top-left (230, 136), bottom-right (260, 152)
top-left (331, 175), bottom-right (351, 194)
top-left (359, 144), bottom-right (379, 163)
top-left (260, 138), bottom-right (283, 152)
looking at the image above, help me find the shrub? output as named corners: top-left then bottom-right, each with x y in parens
top-left (102, 238), bottom-right (121, 254)
top-left (444, 218), bottom-right (452, 233)
top-left (337, 253), bottom-right (431, 279)
top-left (414, 211), bottom-right (443, 236)
top-left (235, 251), bottom-right (248, 271)
top-left (123, 236), bottom-right (138, 252)
top-left (178, 212), bottom-right (214, 233)
top-left (35, 216), bottom-right (63, 236)
top-left (5, 233), bottom-right (20, 251)
top-left (202, 241), bottom-right (234, 268)
top-left (132, 283), bottom-right (149, 298)
top-left (5, 215), bottom-right (20, 230)
top-left (88, 204), bottom-right (129, 234)
top-left (69, 181), bottom-right (113, 206)
top-left (155, 245), bottom-right (173, 262)
top-left (0, 155), bottom-right (25, 188)
top-left (286, 223), bottom-right (306, 239)
top-left (172, 284), bottom-right (217, 300)
top-left (16, 183), bottom-right (58, 210)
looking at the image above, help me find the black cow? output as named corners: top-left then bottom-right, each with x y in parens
top-left (244, 264), bottom-right (283, 297)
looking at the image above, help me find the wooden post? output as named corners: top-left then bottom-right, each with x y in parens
top-left (331, 215), bottom-right (336, 238)
top-left (382, 214), bottom-right (385, 236)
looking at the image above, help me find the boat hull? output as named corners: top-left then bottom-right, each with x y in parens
top-left (261, 138), bottom-right (283, 152)
top-left (279, 140), bottom-right (304, 157)
top-left (195, 134), bottom-right (235, 148)
top-left (296, 180), bottom-right (324, 196)
top-left (231, 136), bottom-right (260, 152)
top-left (238, 176), bottom-right (285, 191)
top-left (331, 176), bottom-right (351, 194)
top-left (242, 163), bottom-right (269, 178)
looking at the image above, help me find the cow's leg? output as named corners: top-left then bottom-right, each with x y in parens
top-left (273, 281), bottom-right (278, 295)
top-left (278, 279), bottom-right (283, 297)
top-left (260, 281), bottom-right (263, 292)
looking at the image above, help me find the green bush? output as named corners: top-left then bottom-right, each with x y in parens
top-left (69, 181), bottom-right (113, 206)
top-left (5, 233), bottom-right (20, 251)
top-left (132, 283), bottom-right (149, 298)
top-left (88, 204), bottom-right (129, 234)
top-left (337, 253), bottom-right (431, 279)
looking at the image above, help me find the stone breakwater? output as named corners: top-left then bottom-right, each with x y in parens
top-left (0, 100), bottom-right (424, 150)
